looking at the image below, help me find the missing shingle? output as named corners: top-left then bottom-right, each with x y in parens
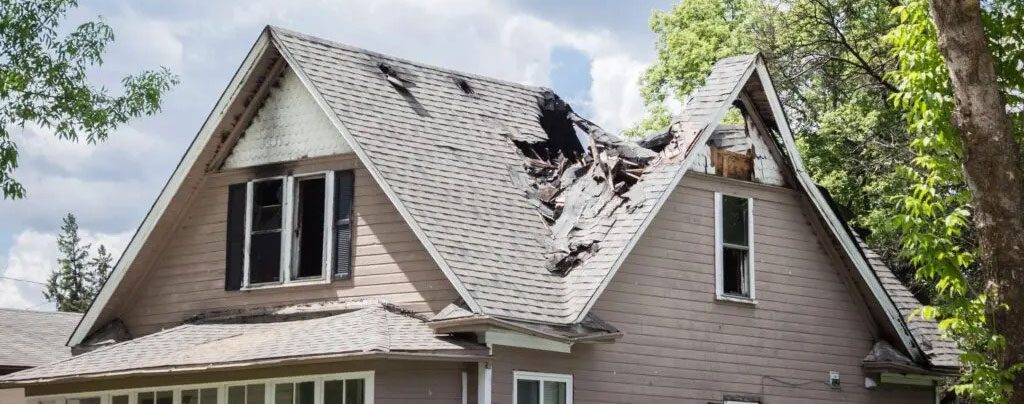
top-left (378, 62), bottom-right (406, 89)
top-left (453, 77), bottom-right (474, 95)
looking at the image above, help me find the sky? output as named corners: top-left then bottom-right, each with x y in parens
top-left (0, 0), bottom-right (676, 310)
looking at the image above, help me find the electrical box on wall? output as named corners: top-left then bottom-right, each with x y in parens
top-left (828, 371), bottom-right (841, 389)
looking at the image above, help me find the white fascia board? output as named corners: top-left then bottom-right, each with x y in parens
top-left (68, 30), bottom-right (275, 346)
top-left (750, 59), bottom-right (922, 362)
top-left (483, 329), bottom-right (572, 353)
top-left (570, 58), bottom-right (759, 323)
top-left (267, 29), bottom-right (482, 313)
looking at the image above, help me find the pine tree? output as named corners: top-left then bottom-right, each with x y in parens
top-left (45, 213), bottom-right (92, 312)
top-left (88, 245), bottom-right (114, 297)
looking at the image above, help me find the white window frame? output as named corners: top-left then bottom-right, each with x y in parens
top-left (714, 192), bottom-right (756, 303)
top-left (512, 371), bottom-right (573, 404)
top-left (27, 372), bottom-right (374, 404)
top-left (243, 171), bottom-right (335, 289)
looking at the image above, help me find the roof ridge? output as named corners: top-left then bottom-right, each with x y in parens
top-left (0, 307), bottom-right (81, 316)
top-left (267, 25), bottom-right (546, 93)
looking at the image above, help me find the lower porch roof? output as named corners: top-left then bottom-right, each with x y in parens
top-left (0, 301), bottom-right (487, 385)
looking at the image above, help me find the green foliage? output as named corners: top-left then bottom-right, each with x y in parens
top-left (0, 0), bottom-right (179, 199)
top-left (45, 213), bottom-right (114, 312)
top-left (636, 0), bottom-right (920, 288)
top-left (886, 0), bottom-right (1024, 400)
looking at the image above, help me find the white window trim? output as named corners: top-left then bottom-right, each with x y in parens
top-left (242, 171), bottom-right (335, 290)
top-left (512, 371), bottom-right (573, 404)
top-left (27, 372), bottom-right (374, 404)
top-left (714, 192), bottom-right (756, 303)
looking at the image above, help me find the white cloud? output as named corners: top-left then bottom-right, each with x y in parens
top-left (0, 229), bottom-right (131, 311)
top-left (589, 54), bottom-right (649, 134)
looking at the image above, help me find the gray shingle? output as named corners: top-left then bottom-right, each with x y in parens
top-left (0, 309), bottom-right (80, 369)
top-left (1, 302), bottom-right (484, 382)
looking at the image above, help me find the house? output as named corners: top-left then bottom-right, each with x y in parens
top-left (0, 26), bottom-right (959, 404)
top-left (0, 309), bottom-right (81, 375)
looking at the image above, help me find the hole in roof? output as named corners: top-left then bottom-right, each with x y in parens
top-left (377, 62), bottom-right (406, 89)
top-left (454, 77), bottom-right (474, 95)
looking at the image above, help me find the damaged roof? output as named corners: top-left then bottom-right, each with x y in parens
top-left (2, 301), bottom-right (485, 384)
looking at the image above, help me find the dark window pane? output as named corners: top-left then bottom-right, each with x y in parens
top-left (295, 177), bottom-right (326, 279)
top-left (345, 379), bottom-right (365, 404)
top-left (247, 384), bottom-right (266, 404)
top-left (69, 398), bottom-right (101, 404)
top-left (253, 180), bottom-right (283, 231)
top-left (182, 390), bottom-right (199, 404)
top-left (324, 381), bottom-right (344, 404)
top-left (201, 388), bottom-right (219, 404)
top-left (250, 232), bottom-right (281, 283)
top-left (156, 391), bottom-right (173, 404)
top-left (722, 195), bottom-right (748, 246)
top-left (228, 386), bottom-right (245, 404)
top-left (723, 247), bottom-right (749, 297)
top-left (274, 383), bottom-right (293, 404)
top-left (296, 382), bottom-right (315, 404)
top-left (112, 396), bottom-right (129, 404)
top-left (517, 379), bottom-right (540, 404)
top-left (138, 392), bottom-right (155, 404)
top-left (543, 381), bottom-right (567, 404)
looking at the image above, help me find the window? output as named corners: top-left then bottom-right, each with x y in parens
top-left (29, 373), bottom-right (374, 404)
top-left (514, 371), bottom-right (572, 404)
top-left (715, 193), bottom-right (755, 301)
top-left (241, 171), bottom-right (343, 288)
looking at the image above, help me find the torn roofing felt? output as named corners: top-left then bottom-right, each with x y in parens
top-left (271, 26), bottom-right (760, 325)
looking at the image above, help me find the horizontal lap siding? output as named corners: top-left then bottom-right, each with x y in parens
top-left (490, 174), bottom-right (929, 404)
top-left (121, 155), bottom-right (458, 336)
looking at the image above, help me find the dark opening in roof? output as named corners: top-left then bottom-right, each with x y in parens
top-left (453, 77), bottom-right (474, 95)
top-left (378, 62), bottom-right (406, 89)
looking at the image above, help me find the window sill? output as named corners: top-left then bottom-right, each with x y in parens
top-left (241, 278), bottom-right (330, 291)
top-left (716, 294), bottom-right (757, 305)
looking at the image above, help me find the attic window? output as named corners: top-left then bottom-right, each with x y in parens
top-left (454, 77), bottom-right (474, 95)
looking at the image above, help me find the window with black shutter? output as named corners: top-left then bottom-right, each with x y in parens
top-left (224, 170), bottom-right (354, 290)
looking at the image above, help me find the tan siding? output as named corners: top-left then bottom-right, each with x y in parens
top-left (489, 174), bottom-right (930, 404)
top-left (120, 154), bottom-right (457, 336)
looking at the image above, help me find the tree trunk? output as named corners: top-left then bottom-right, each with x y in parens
top-left (928, 0), bottom-right (1024, 399)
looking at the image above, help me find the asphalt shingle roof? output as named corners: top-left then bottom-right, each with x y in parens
top-left (0, 309), bottom-right (80, 369)
top-left (1, 302), bottom-right (485, 383)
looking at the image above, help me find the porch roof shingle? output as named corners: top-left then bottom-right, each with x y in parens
top-left (0, 302), bottom-right (485, 384)
top-left (0, 308), bottom-right (79, 370)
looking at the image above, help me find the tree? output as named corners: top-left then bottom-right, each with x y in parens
top-left (45, 213), bottom-right (92, 312)
top-left (0, 0), bottom-right (178, 199)
top-left (44, 213), bottom-right (114, 313)
top-left (887, 0), bottom-right (1024, 400)
top-left (634, 0), bottom-right (924, 296)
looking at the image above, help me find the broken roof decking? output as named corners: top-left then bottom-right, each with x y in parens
top-left (0, 309), bottom-right (80, 370)
top-left (2, 302), bottom-right (485, 384)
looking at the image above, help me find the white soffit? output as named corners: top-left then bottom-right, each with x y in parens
top-left (223, 66), bottom-right (353, 169)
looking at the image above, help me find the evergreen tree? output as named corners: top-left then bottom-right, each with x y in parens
top-left (88, 244), bottom-right (114, 297)
top-left (45, 213), bottom-right (92, 312)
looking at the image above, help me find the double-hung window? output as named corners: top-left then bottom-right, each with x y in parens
top-left (514, 371), bottom-right (572, 404)
top-left (225, 170), bottom-right (355, 291)
top-left (715, 192), bottom-right (755, 301)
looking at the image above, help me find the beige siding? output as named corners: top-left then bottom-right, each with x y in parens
top-left (488, 174), bottom-right (930, 404)
top-left (120, 154), bottom-right (457, 336)
top-left (24, 360), bottom-right (473, 404)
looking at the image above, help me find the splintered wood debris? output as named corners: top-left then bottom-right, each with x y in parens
top-left (514, 90), bottom-right (670, 274)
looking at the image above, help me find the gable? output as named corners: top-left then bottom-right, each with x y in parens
top-left (689, 123), bottom-right (786, 186)
top-left (223, 67), bottom-right (352, 169)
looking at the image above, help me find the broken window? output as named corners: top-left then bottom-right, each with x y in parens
top-left (249, 178), bottom-right (284, 284)
top-left (233, 170), bottom-right (354, 289)
top-left (292, 175), bottom-right (327, 280)
top-left (716, 193), bottom-right (754, 300)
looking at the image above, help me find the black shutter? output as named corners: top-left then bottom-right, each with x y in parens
top-left (225, 183), bottom-right (247, 291)
top-left (334, 170), bottom-right (355, 280)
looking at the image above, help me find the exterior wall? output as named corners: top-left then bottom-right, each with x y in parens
top-left (23, 360), bottom-right (476, 404)
top-left (488, 173), bottom-right (932, 404)
top-left (120, 154), bottom-right (458, 336)
top-left (0, 388), bottom-right (24, 404)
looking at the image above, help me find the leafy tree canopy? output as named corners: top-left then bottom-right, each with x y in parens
top-left (0, 0), bottom-right (178, 199)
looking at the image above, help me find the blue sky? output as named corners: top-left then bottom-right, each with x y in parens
top-left (0, 0), bottom-right (675, 310)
